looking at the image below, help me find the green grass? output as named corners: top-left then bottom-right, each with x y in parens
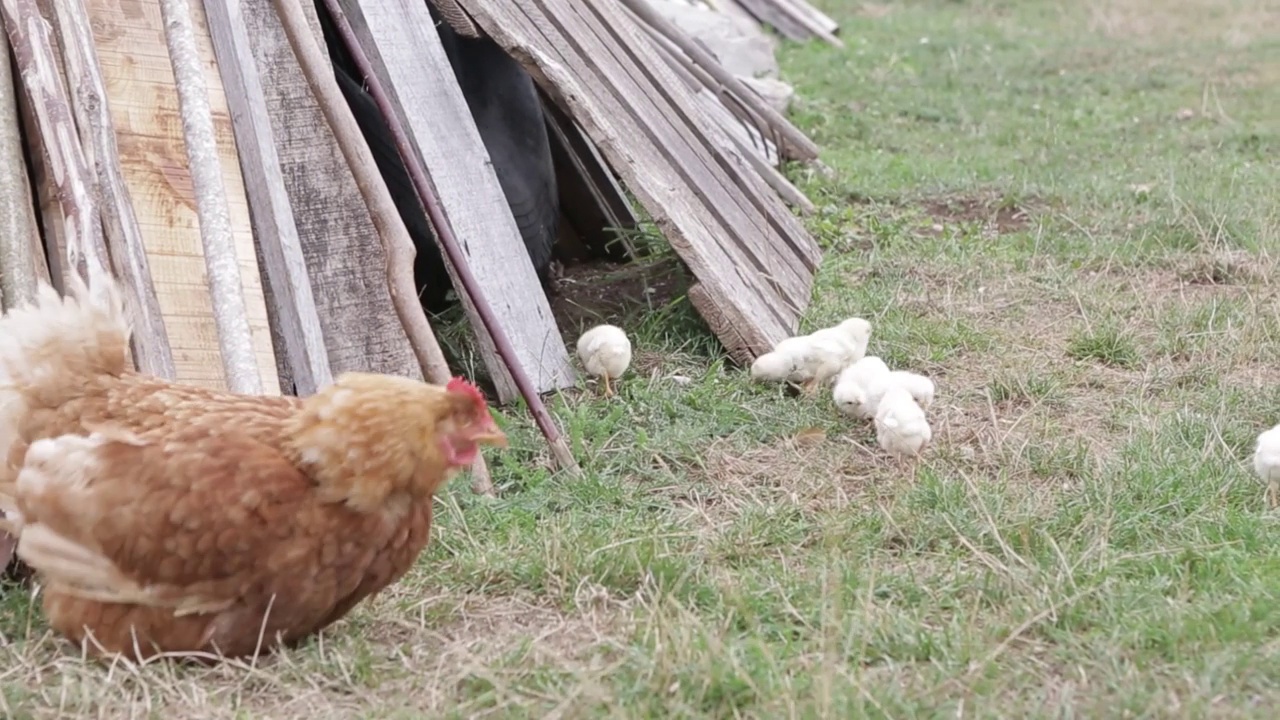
top-left (5, 0), bottom-right (1280, 717)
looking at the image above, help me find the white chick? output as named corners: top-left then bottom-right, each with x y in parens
top-left (846, 369), bottom-right (936, 419)
top-left (882, 370), bottom-right (936, 409)
top-left (1254, 424), bottom-right (1280, 508)
top-left (750, 335), bottom-right (810, 383)
top-left (576, 324), bottom-right (632, 397)
top-left (874, 386), bottom-right (932, 459)
top-left (791, 317), bottom-right (874, 395)
top-left (832, 356), bottom-right (891, 419)
top-left (750, 317), bottom-right (872, 395)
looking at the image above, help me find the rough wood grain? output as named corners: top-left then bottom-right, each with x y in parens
top-left (13, 1), bottom-right (63, 290)
top-left (725, 0), bottom-right (811, 42)
top-left (203, 0), bottom-right (332, 396)
top-left (775, 0), bottom-right (840, 38)
top-left (2, 0), bottom-right (112, 293)
top-left (455, 0), bottom-right (822, 363)
top-left (632, 12), bottom-right (781, 165)
top-left (640, 26), bottom-right (812, 214)
top-left (161, 0), bottom-right (262, 394)
top-left (344, 0), bottom-right (577, 402)
top-left (87, 0), bottom-right (279, 392)
top-left (239, 0), bottom-right (420, 385)
top-left (51, 0), bottom-right (177, 378)
top-left (0, 19), bottom-right (39, 309)
top-left (14, 65), bottom-right (61, 289)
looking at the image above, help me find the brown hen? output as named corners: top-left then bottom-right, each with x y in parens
top-left (0, 276), bottom-right (506, 662)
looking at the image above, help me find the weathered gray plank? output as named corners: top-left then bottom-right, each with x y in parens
top-left (776, 0), bottom-right (840, 37)
top-left (726, 0), bottom-right (811, 41)
top-left (455, 0), bottom-right (822, 363)
top-left (238, 0), bottom-right (421, 384)
top-left (339, 0), bottom-right (577, 401)
top-left (203, 0), bottom-right (333, 396)
top-left (53, 0), bottom-right (176, 379)
top-left (0, 23), bottom-right (39, 310)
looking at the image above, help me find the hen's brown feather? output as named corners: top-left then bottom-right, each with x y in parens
top-left (0, 277), bottom-right (505, 663)
top-left (16, 425), bottom-right (436, 660)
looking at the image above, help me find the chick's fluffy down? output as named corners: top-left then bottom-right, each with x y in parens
top-left (576, 324), bottom-right (632, 379)
top-left (874, 386), bottom-right (932, 458)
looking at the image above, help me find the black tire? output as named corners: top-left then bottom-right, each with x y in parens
top-left (316, 3), bottom-right (559, 314)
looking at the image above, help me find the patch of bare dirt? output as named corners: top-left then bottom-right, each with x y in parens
top-left (547, 257), bottom-right (690, 340)
top-left (922, 194), bottom-right (1039, 235)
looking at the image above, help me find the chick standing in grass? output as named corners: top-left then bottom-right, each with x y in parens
top-left (1254, 424), bottom-right (1280, 508)
top-left (874, 386), bottom-right (933, 460)
top-left (752, 318), bottom-right (872, 396)
top-left (577, 324), bottom-right (632, 397)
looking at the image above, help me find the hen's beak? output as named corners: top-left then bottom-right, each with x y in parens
top-left (470, 416), bottom-right (509, 448)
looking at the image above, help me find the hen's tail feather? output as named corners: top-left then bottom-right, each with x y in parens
top-left (18, 524), bottom-right (234, 614)
top-left (0, 274), bottom-right (131, 397)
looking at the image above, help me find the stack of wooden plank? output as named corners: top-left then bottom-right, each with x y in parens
top-left (0, 0), bottom-right (833, 410)
top-left (720, 0), bottom-right (843, 46)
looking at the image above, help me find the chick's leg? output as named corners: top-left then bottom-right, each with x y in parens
top-left (799, 378), bottom-right (820, 397)
top-left (602, 374), bottom-right (614, 398)
top-left (1269, 480), bottom-right (1278, 510)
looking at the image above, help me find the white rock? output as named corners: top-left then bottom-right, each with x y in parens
top-left (738, 76), bottom-right (794, 113)
top-left (648, 0), bottom-right (779, 79)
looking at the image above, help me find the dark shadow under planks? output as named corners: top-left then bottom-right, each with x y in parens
top-left (340, 0), bottom-right (578, 402)
top-left (238, 0), bottom-right (422, 388)
top-left (541, 89), bottom-right (637, 262)
top-left (456, 0), bottom-right (822, 363)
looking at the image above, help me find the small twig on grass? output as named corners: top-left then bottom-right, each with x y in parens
top-left (270, 0), bottom-right (498, 494)
top-left (51, 0), bottom-right (176, 379)
top-left (159, 0), bottom-right (262, 394)
top-left (319, 0), bottom-right (580, 478)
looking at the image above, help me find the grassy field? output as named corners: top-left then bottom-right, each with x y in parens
top-left (4, 0), bottom-right (1280, 717)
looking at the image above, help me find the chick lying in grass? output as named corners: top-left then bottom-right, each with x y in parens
top-left (874, 386), bottom-right (933, 460)
top-left (576, 324), bottom-right (632, 397)
top-left (1255, 424), bottom-right (1280, 508)
top-left (751, 318), bottom-right (872, 396)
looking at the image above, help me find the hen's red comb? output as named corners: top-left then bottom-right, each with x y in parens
top-left (446, 375), bottom-right (488, 408)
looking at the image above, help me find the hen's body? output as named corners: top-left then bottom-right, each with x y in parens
top-left (0, 278), bottom-right (505, 662)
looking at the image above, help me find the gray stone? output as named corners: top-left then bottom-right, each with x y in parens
top-left (647, 0), bottom-right (779, 79)
top-left (738, 75), bottom-right (794, 113)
